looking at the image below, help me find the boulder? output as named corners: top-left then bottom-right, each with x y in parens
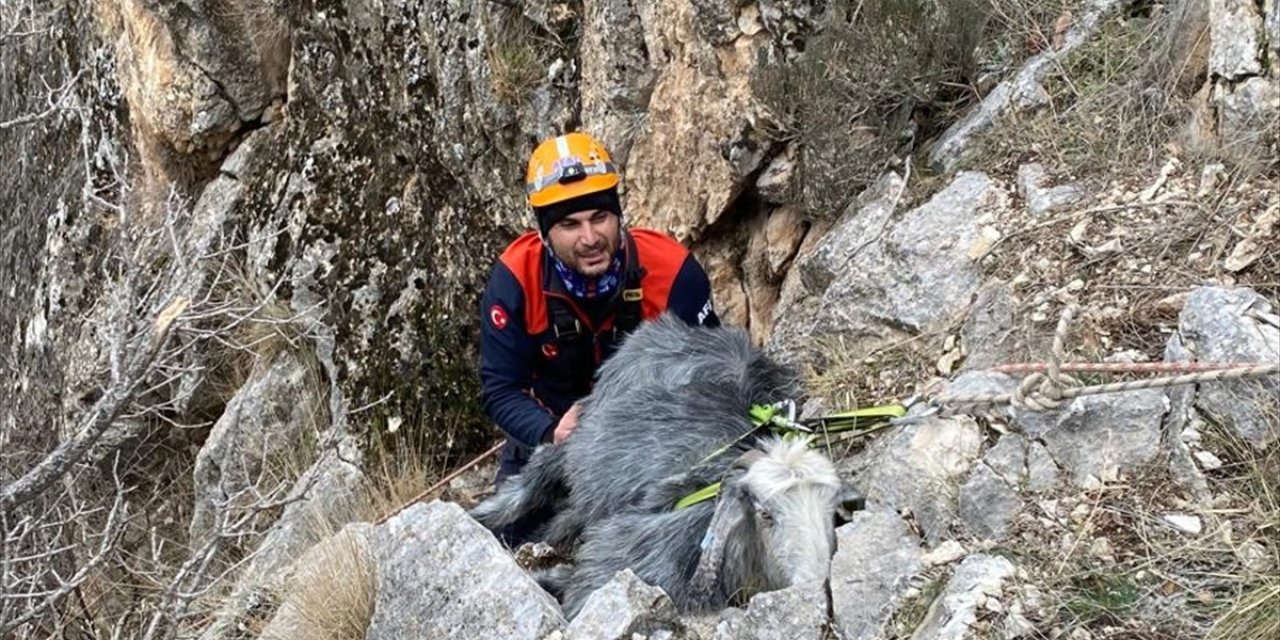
top-left (367, 501), bottom-right (565, 640)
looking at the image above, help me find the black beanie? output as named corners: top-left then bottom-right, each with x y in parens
top-left (535, 187), bottom-right (623, 237)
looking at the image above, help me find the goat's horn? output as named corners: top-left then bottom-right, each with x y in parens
top-left (690, 482), bottom-right (747, 597)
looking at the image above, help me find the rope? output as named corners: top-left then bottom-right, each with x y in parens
top-left (931, 304), bottom-right (1280, 413)
top-left (992, 361), bottom-right (1275, 374)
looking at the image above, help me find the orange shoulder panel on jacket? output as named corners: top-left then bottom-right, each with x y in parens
top-left (629, 228), bottom-right (690, 318)
top-left (498, 232), bottom-right (550, 333)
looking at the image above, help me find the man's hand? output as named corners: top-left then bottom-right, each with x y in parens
top-left (552, 403), bottom-right (582, 444)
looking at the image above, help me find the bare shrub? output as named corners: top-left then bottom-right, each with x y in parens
top-left (752, 0), bottom-right (1069, 218)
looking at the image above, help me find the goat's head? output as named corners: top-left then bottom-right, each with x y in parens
top-left (691, 437), bottom-right (844, 596)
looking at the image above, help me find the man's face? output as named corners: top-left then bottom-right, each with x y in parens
top-left (545, 209), bottom-right (621, 277)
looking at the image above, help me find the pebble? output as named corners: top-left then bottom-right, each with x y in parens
top-left (1163, 514), bottom-right (1203, 535)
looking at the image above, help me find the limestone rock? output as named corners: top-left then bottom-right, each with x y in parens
top-left (190, 351), bottom-right (323, 545)
top-left (757, 145), bottom-right (798, 204)
top-left (846, 415), bottom-right (984, 545)
top-left (709, 580), bottom-right (828, 640)
top-left (959, 464), bottom-right (1023, 541)
top-left (621, 0), bottom-right (767, 241)
top-left (108, 0), bottom-right (289, 163)
top-left (1016, 163), bottom-right (1086, 216)
top-left (566, 569), bottom-right (683, 639)
top-left (912, 554), bottom-right (1017, 640)
top-left (830, 508), bottom-right (925, 640)
top-left (1021, 390), bottom-right (1168, 488)
top-left (773, 172), bottom-right (1006, 362)
top-left (961, 281), bottom-right (1020, 371)
top-left (797, 171), bottom-right (906, 295)
top-left (981, 432), bottom-right (1059, 493)
top-left (1269, 0), bottom-right (1280, 64)
top-left (367, 501), bottom-right (565, 640)
top-left (1214, 77), bottom-right (1280, 165)
top-left (580, 0), bottom-right (657, 163)
top-left (1208, 0), bottom-right (1264, 80)
top-left (1169, 287), bottom-right (1280, 447)
top-left (200, 449), bottom-right (367, 640)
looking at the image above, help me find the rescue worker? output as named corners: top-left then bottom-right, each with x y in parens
top-left (479, 132), bottom-right (720, 486)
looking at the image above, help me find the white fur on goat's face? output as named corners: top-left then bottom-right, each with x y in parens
top-left (740, 437), bottom-right (841, 588)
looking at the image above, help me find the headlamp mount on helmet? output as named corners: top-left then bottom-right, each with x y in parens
top-left (525, 159), bottom-right (617, 197)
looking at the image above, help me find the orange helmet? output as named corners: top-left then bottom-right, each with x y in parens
top-left (525, 132), bottom-right (620, 208)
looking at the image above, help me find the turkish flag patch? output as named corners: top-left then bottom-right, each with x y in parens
top-left (489, 304), bottom-right (508, 330)
top-left (542, 343), bottom-right (559, 359)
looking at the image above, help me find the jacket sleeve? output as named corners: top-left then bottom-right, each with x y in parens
top-left (665, 253), bottom-right (721, 328)
top-left (479, 264), bottom-right (559, 447)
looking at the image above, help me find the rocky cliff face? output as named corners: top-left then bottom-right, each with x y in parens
top-left (2, 0), bottom-right (1277, 638)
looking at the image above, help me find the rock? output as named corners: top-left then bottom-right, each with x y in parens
top-left (259, 523), bottom-right (376, 640)
top-left (830, 171), bottom-right (1001, 332)
top-left (797, 171), bottom-right (906, 295)
top-left (366, 501), bottom-right (565, 640)
top-left (1208, 0), bottom-right (1264, 80)
top-left (200, 449), bottom-right (367, 640)
top-left (1214, 77), bottom-right (1279, 165)
top-left (756, 146), bottom-right (798, 204)
top-left (1194, 450), bottom-right (1224, 470)
top-left (763, 204), bottom-right (808, 276)
top-left (580, 0), bottom-right (657, 164)
top-left (190, 351), bottom-right (323, 546)
top-left (1169, 287), bottom-right (1280, 448)
top-left (1026, 441), bottom-right (1061, 492)
top-left (566, 569), bottom-right (684, 639)
top-left (961, 281), bottom-right (1020, 371)
top-left (922, 541), bottom-right (969, 568)
top-left (1269, 0), bottom-right (1280, 63)
top-left (109, 1), bottom-right (289, 162)
top-left (830, 508), bottom-right (925, 640)
top-left (621, 0), bottom-right (767, 240)
top-left (1163, 334), bottom-right (1212, 501)
top-left (847, 415), bottom-right (984, 544)
top-left (709, 580), bottom-right (828, 640)
top-left (774, 172), bottom-right (1007, 362)
top-left (911, 554), bottom-right (1017, 640)
top-left (1016, 163), bottom-right (1087, 216)
top-left (983, 433), bottom-right (1029, 486)
top-left (1015, 389), bottom-right (1168, 488)
top-left (1162, 514), bottom-right (1203, 535)
top-left (959, 464), bottom-right (1023, 541)
top-left (1237, 539), bottom-right (1274, 573)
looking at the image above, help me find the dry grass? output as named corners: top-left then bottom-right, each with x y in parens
top-left (258, 525), bottom-right (377, 640)
top-left (486, 9), bottom-right (551, 106)
top-left (804, 327), bottom-right (954, 417)
top-left (1204, 409), bottom-right (1280, 640)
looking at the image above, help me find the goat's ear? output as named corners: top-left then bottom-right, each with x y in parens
top-left (835, 481), bottom-right (867, 526)
top-left (690, 474), bottom-right (752, 595)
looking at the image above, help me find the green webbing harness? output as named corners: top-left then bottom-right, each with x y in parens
top-left (671, 401), bottom-right (908, 510)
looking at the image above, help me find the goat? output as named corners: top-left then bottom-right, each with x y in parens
top-left (469, 315), bottom-right (857, 616)
top-left (557, 436), bottom-right (841, 616)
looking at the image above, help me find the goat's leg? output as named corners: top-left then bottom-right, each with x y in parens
top-left (468, 445), bottom-right (568, 530)
top-left (541, 510), bottom-right (586, 550)
top-left (533, 563), bottom-right (575, 601)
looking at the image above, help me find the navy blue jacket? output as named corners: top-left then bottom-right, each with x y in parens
top-left (479, 229), bottom-right (719, 477)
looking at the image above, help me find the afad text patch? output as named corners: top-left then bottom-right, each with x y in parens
top-left (489, 304), bottom-right (509, 330)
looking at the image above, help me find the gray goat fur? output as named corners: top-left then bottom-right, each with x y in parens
top-left (469, 314), bottom-right (846, 616)
top-left (469, 314), bottom-right (800, 545)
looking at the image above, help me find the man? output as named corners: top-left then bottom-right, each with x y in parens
top-left (479, 132), bottom-right (720, 484)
